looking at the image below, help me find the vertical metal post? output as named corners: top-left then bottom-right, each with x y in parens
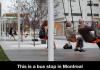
top-left (69, 0), bottom-right (74, 30)
top-left (30, 22), bottom-right (31, 39)
top-left (4, 20), bottom-right (6, 36)
top-left (0, 18), bottom-right (1, 36)
top-left (18, 0), bottom-right (21, 48)
top-left (62, 0), bottom-right (67, 21)
top-left (79, 0), bottom-right (83, 18)
top-left (29, 17), bottom-right (32, 39)
top-left (90, 0), bottom-right (93, 23)
top-left (2, 20), bottom-right (4, 40)
top-left (62, 0), bottom-right (68, 36)
top-left (48, 0), bottom-right (54, 61)
top-left (1, 19), bottom-right (3, 36)
top-left (33, 27), bottom-right (35, 46)
top-left (3, 21), bottom-right (4, 36)
top-left (4, 19), bottom-right (6, 41)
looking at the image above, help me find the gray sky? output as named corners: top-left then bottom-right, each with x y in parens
top-left (0, 0), bottom-right (12, 14)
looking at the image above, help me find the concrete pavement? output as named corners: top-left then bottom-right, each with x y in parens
top-left (0, 36), bottom-right (100, 61)
top-left (1, 48), bottom-right (100, 61)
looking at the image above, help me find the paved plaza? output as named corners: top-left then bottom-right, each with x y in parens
top-left (0, 36), bottom-right (100, 61)
top-left (1, 48), bottom-right (99, 61)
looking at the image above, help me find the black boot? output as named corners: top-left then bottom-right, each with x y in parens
top-left (79, 49), bottom-right (85, 52)
top-left (74, 48), bottom-right (80, 51)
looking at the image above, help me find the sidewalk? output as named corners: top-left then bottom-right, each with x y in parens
top-left (0, 36), bottom-right (100, 61)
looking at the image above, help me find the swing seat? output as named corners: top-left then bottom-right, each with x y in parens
top-left (78, 27), bottom-right (100, 48)
top-left (78, 26), bottom-right (96, 43)
top-left (91, 38), bottom-right (100, 43)
top-left (69, 34), bottom-right (76, 42)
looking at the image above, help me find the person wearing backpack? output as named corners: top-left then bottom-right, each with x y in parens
top-left (39, 21), bottom-right (48, 40)
top-left (9, 27), bottom-right (16, 40)
top-left (39, 20), bottom-right (56, 49)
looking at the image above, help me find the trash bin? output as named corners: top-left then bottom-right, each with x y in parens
top-left (41, 39), bottom-right (46, 44)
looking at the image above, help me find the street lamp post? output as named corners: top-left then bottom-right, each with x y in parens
top-left (89, 0), bottom-right (93, 23)
top-left (17, 0), bottom-right (21, 48)
top-left (78, 0), bottom-right (83, 18)
top-left (48, 0), bottom-right (54, 61)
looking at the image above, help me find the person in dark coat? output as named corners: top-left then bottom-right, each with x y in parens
top-left (74, 19), bottom-right (86, 52)
top-left (9, 27), bottom-right (15, 40)
top-left (39, 20), bottom-right (56, 49)
top-left (76, 19), bottom-right (100, 50)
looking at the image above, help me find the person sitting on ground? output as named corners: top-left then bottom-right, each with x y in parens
top-left (74, 19), bottom-right (100, 50)
top-left (78, 19), bottom-right (95, 42)
top-left (65, 21), bottom-right (76, 42)
top-left (74, 19), bottom-right (86, 52)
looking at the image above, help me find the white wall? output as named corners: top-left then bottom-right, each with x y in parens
top-left (54, 0), bottom-right (100, 22)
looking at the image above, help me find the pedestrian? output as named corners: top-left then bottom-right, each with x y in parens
top-left (39, 20), bottom-right (48, 40)
top-left (9, 27), bottom-right (15, 40)
top-left (74, 19), bottom-right (86, 52)
top-left (39, 20), bottom-right (56, 49)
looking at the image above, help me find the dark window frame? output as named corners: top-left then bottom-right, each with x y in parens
top-left (72, 13), bottom-right (82, 16)
top-left (71, 0), bottom-right (76, 2)
top-left (87, 13), bottom-right (99, 16)
top-left (93, 4), bottom-right (99, 6)
top-left (64, 13), bottom-right (69, 16)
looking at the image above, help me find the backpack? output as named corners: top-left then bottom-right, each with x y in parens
top-left (39, 27), bottom-right (45, 39)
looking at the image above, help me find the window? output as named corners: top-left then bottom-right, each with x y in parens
top-left (54, 1), bottom-right (60, 8)
top-left (87, 1), bottom-right (93, 6)
top-left (71, 0), bottom-right (76, 2)
top-left (94, 4), bottom-right (99, 6)
top-left (94, 14), bottom-right (99, 16)
top-left (54, 11), bottom-right (58, 17)
top-left (87, 13), bottom-right (92, 16)
top-left (87, 13), bottom-right (99, 16)
top-left (72, 13), bottom-right (82, 16)
top-left (64, 13), bottom-right (69, 16)
top-left (87, 3), bottom-right (92, 6)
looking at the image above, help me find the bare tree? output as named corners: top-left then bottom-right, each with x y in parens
top-left (9, 0), bottom-right (48, 29)
top-left (9, 0), bottom-right (48, 45)
top-left (30, 0), bottom-right (48, 46)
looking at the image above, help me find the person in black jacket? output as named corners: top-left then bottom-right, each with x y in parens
top-left (77, 19), bottom-right (100, 50)
top-left (39, 20), bottom-right (56, 49)
top-left (9, 27), bottom-right (15, 40)
top-left (74, 19), bottom-right (86, 52)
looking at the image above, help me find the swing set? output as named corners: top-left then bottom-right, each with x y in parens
top-left (61, 0), bottom-right (100, 49)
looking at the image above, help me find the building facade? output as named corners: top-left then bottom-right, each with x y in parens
top-left (54, 0), bottom-right (100, 35)
top-left (0, 3), bottom-right (1, 17)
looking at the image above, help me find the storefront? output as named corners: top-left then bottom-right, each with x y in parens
top-left (54, 22), bottom-right (64, 36)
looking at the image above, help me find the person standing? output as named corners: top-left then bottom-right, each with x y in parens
top-left (74, 19), bottom-right (87, 52)
top-left (39, 20), bottom-right (56, 49)
top-left (9, 27), bottom-right (15, 40)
